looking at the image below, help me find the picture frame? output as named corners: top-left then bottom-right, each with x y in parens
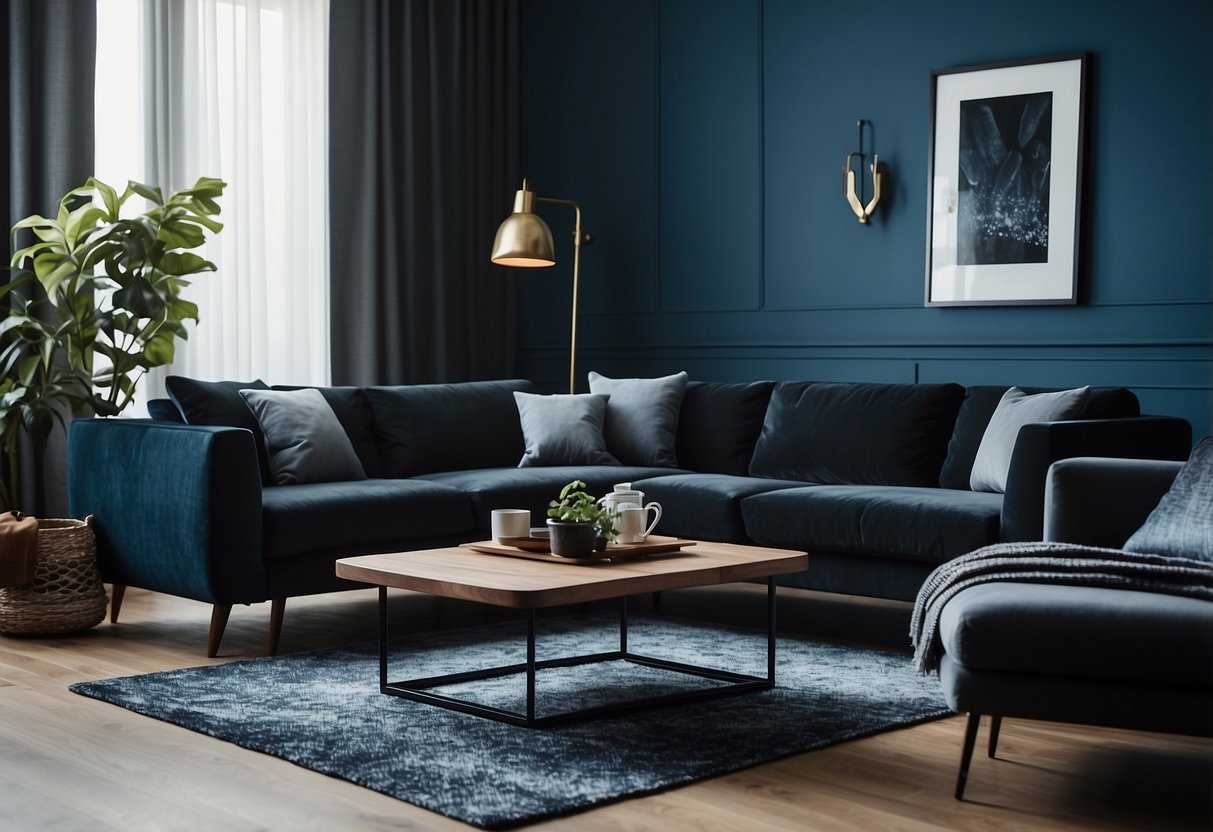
top-left (925, 53), bottom-right (1089, 306)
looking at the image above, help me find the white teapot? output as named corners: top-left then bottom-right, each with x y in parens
top-left (598, 482), bottom-right (645, 513)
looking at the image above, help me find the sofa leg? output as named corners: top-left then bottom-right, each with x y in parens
top-left (207, 604), bottom-right (232, 658)
top-left (988, 715), bottom-right (1002, 758)
top-left (955, 712), bottom-right (981, 800)
top-left (268, 598), bottom-right (286, 656)
top-left (109, 584), bottom-right (126, 623)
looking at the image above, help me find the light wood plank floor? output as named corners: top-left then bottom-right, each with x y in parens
top-left (1, 583), bottom-right (1209, 831)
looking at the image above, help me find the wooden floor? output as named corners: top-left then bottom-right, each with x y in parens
top-left (1, 583), bottom-right (1209, 831)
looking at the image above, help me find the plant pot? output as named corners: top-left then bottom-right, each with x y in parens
top-left (0, 515), bottom-right (106, 636)
top-left (547, 519), bottom-right (596, 558)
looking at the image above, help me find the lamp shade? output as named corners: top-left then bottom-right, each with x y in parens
top-left (490, 185), bottom-right (556, 267)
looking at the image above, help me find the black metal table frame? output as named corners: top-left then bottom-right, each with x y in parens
top-left (377, 577), bottom-right (778, 727)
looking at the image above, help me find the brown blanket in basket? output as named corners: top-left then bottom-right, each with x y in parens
top-left (0, 511), bottom-right (38, 586)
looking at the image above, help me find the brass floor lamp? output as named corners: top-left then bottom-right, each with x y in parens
top-left (490, 180), bottom-right (589, 395)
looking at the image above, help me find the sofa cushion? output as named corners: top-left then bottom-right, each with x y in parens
top-left (970, 386), bottom-right (1092, 493)
top-left (631, 473), bottom-right (804, 542)
top-left (940, 385), bottom-right (1141, 490)
top-left (676, 381), bottom-right (775, 475)
top-left (272, 385), bottom-right (382, 477)
top-left (417, 466), bottom-right (685, 532)
top-left (742, 485), bottom-right (1003, 563)
top-left (939, 582), bottom-right (1213, 687)
top-left (365, 379), bottom-right (534, 477)
top-left (239, 388), bottom-right (367, 485)
top-left (587, 371), bottom-right (688, 467)
top-left (165, 376), bottom-right (273, 484)
top-left (1124, 436), bottom-right (1213, 562)
top-left (260, 479), bottom-right (475, 559)
top-left (513, 392), bottom-right (618, 467)
top-left (146, 398), bottom-right (184, 422)
top-left (748, 382), bottom-right (964, 486)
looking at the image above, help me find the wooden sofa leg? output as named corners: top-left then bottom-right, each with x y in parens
top-left (987, 715), bottom-right (1002, 758)
top-left (109, 584), bottom-right (126, 623)
top-left (268, 598), bottom-right (286, 656)
top-left (955, 712), bottom-right (982, 800)
top-left (207, 604), bottom-right (232, 658)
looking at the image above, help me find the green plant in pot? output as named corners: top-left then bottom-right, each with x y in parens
top-left (1, 176), bottom-right (226, 512)
top-left (546, 480), bottom-right (618, 557)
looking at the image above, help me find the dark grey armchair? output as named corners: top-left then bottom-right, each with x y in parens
top-left (935, 455), bottom-right (1213, 800)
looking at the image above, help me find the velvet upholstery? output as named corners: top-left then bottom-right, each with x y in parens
top-left (272, 385), bottom-right (383, 477)
top-left (940, 582), bottom-right (1213, 686)
top-left (749, 381), bottom-right (964, 486)
top-left (68, 419), bottom-right (265, 605)
top-left (366, 379), bottom-right (534, 476)
top-left (743, 485), bottom-right (1003, 563)
top-left (631, 473), bottom-right (804, 542)
top-left (587, 371), bottom-right (688, 467)
top-left (676, 381), bottom-right (774, 475)
top-left (165, 376), bottom-right (273, 484)
top-left (417, 466), bottom-right (683, 532)
top-left (939, 385), bottom-right (1141, 490)
top-left (261, 479), bottom-right (474, 559)
top-left (1045, 457), bottom-right (1183, 548)
top-left (513, 392), bottom-right (618, 467)
top-left (240, 389), bottom-right (368, 485)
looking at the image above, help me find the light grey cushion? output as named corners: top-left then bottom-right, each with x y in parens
top-left (587, 370), bottom-right (689, 467)
top-left (239, 388), bottom-right (367, 485)
top-left (970, 386), bottom-right (1091, 492)
top-left (1124, 437), bottom-right (1213, 562)
top-left (513, 392), bottom-right (619, 467)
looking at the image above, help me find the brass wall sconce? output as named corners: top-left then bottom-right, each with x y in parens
top-left (844, 119), bottom-right (885, 223)
top-left (490, 180), bottom-right (591, 395)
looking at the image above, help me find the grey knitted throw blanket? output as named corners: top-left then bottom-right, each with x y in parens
top-left (910, 541), bottom-right (1213, 674)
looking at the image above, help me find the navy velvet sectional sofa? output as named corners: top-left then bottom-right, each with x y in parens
top-left (67, 377), bottom-right (1192, 655)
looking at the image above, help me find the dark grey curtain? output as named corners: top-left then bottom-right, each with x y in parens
top-left (2, 0), bottom-right (96, 516)
top-left (328, 0), bottom-right (520, 386)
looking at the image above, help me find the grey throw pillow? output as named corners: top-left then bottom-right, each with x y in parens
top-left (513, 392), bottom-right (619, 467)
top-left (970, 386), bottom-right (1091, 492)
top-left (587, 370), bottom-right (689, 467)
top-left (239, 388), bottom-right (367, 485)
top-left (1124, 437), bottom-right (1213, 562)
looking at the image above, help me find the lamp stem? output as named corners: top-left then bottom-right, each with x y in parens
top-left (568, 204), bottom-right (582, 395)
top-left (536, 196), bottom-right (584, 395)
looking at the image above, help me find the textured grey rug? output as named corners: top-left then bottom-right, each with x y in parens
top-left (70, 614), bottom-right (949, 828)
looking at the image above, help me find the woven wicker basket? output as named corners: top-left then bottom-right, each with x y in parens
top-left (0, 516), bottom-right (106, 637)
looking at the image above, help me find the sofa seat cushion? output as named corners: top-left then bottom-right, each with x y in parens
top-left (940, 582), bottom-right (1213, 687)
top-left (261, 479), bottom-right (475, 559)
top-left (417, 466), bottom-right (686, 532)
top-left (631, 473), bottom-right (805, 542)
top-left (741, 486), bottom-right (1003, 563)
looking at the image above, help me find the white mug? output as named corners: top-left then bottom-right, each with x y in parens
top-left (491, 509), bottom-right (531, 542)
top-left (616, 502), bottom-right (662, 544)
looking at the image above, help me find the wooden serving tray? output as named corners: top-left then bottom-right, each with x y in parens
top-left (461, 535), bottom-right (697, 565)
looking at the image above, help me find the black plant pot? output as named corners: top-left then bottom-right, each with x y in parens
top-left (547, 520), bottom-right (595, 557)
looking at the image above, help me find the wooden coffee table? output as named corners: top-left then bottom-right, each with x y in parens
top-left (335, 541), bottom-right (808, 727)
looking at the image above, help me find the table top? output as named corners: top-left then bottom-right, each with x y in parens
top-left (335, 541), bottom-right (809, 609)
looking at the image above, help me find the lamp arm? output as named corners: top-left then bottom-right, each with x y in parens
top-left (535, 197), bottom-right (585, 394)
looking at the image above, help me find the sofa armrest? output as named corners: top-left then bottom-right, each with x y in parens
top-left (68, 418), bottom-right (266, 605)
top-left (1000, 416), bottom-right (1192, 542)
top-left (1044, 457), bottom-right (1183, 548)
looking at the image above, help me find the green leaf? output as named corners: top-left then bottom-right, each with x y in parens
top-left (158, 219), bottom-right (206, 249)
top-left (85, 176), bottom-right (121, 219)
top-left (143, 332), bottom-right (176, 366)
top-left (128, 181), bottom-right (164, 205)
top-left (158, 251), bottom-right (215, 276)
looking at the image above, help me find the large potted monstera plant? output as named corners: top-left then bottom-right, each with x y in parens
top-left (0, 176), bottom-right (224, 635)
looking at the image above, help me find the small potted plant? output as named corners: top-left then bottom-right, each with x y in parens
top-left (546, 480), bottom-right (617, 557)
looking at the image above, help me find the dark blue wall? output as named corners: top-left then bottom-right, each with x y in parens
top-left (515, 0), bottom-right (1212, 435)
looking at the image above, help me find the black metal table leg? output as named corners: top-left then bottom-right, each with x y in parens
top-left (377, 584), bottom-right (782, 728)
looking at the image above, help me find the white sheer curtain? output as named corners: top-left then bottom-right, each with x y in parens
top-left (97, 0), bottom-right (330, 406)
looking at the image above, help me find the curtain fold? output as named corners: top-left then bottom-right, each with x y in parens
top-left (3, 0), bottom-right (97, 516)
top-left (328, 0), bottom-right (520, 386)
top-left (138, 0), bottom-right (331, 391)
